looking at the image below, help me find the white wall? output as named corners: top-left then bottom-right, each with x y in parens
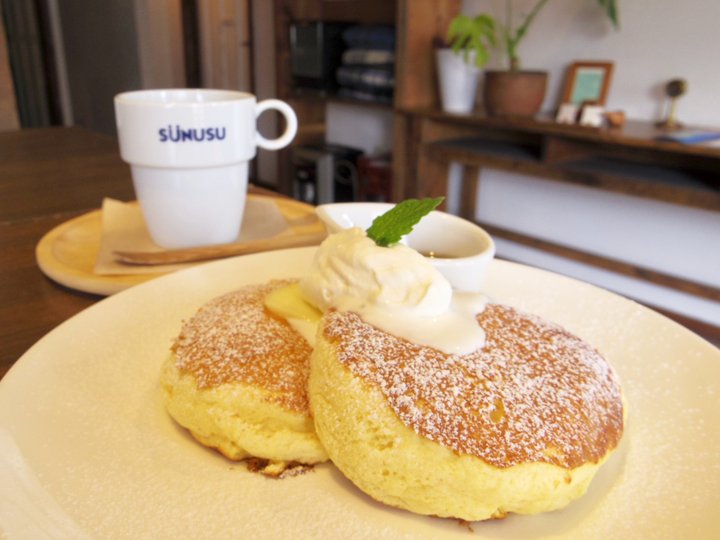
top-left (468, 0), bottom-right (720, 125)
top-left (458, 0), bottom-right (720, 326)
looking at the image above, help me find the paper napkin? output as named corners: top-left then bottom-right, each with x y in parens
top-left (94, 197), bottom-right (289, 275)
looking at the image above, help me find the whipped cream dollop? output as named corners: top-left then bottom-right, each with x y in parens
top-left (299, 228), bottom-right (486, 354)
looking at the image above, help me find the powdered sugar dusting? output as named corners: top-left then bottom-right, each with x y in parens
top-left (324, 304), bottom-right (624, 469)
top-left (173, 280), bottom-right (311, 412)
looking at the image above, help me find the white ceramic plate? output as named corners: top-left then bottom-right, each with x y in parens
top-left (1, 248), bottom-right (719, 539)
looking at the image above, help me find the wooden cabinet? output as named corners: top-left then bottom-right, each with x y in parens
top-left (271, 0), bottom-right (460, 195)
top-left (395, 108), bottom-right (720, 211)
top-left (394, 106), bottom-right (720, 310)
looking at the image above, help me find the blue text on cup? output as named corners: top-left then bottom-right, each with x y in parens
top-left (159, 126), bottom-right (227, 142)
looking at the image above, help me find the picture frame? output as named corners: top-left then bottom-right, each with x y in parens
top-left (561, 61), bottom-right (614, 106)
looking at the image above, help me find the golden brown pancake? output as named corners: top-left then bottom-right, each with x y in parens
top-left (161, 280), bottom-right (328, 474)
top-left (309, 303), bottom-right (624, 520)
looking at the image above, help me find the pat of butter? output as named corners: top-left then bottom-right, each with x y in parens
top-left (264, 283), bottom-right (320, 345)
top-left (265, 283), bottom-right (321, 323)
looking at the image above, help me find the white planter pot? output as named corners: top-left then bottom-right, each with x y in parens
top-left (436, 48), bottom-right (481, 114)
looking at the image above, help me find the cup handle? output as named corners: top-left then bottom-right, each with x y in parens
top-left (255, 99), bottom-right (298, 150)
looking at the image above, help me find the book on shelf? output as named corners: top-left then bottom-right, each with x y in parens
top-left (656, 129), bottom-right (720, 144)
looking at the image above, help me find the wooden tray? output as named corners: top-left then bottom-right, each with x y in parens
top-left (36, 195), bottom-right (322, 296)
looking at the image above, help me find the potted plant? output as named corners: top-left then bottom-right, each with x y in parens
top-left (434, 14), bottom-right (496, 114)
top-left (444, 0), bottom-right (619, 117)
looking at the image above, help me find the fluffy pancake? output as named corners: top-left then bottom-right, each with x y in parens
top-left (161, 280), bottom-right (328, 473)
top-left (309, 303), bottom-right (625, 520)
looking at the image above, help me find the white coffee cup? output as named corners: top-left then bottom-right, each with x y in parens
top-left (114, 89), bottom-right (297, 248)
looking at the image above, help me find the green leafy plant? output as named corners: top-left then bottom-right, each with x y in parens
top-left (446, 15), bottom-right (497, 68)
top-left (366, 197), bottom-right (444, 247)
top-left (447, 0), bottom-right (619, 71)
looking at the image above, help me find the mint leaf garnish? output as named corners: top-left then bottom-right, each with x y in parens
top-left (366, 197), bottom-right (444, 247)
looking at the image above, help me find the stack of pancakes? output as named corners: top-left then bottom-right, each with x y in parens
top-left (161, 280), bottom-right (625, 520)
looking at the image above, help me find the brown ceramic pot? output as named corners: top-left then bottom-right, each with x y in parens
top-left (483, 70), bottom-right (548, 117)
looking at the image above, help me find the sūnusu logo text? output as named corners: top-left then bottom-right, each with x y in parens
top-left (158, 125), bottom-right (227, 142)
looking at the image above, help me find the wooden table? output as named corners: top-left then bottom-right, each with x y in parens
top-left (0, 126), bottom-right (278, 380)
top-left (0, 127), bottom-right (133, 379)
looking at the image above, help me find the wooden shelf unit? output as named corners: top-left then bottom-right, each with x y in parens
top-left (396, 108), bottom-right (720, 208)
top-left (271, 0), bottom-right (461, 195)
top-left (394, 106), bottom-right (720, 310)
